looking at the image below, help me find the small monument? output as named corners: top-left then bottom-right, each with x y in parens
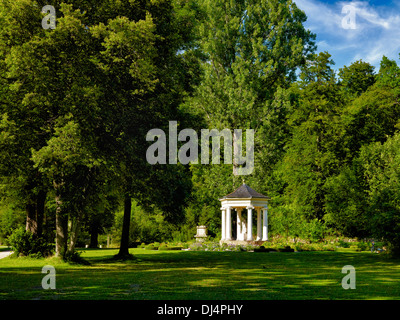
top-left (194, 225), bottom-right (208, 242)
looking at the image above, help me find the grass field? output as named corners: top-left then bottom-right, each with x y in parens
top-left (0, 248), bottom-right (399, 300)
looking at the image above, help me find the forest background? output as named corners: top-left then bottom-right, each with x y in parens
top-left (1, 0), bottom-right (400, 259)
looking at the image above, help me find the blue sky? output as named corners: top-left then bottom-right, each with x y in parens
top-left (293, 0), bottom-right (400, 72)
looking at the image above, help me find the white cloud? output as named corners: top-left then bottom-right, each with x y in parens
top-left (295, 0), bottom-right (342, 31)
top-left (293, 0), bottom-right (400, 69)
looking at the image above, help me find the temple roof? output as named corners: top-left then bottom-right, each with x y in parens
top-left (221, 183), bottom-right (269, 199)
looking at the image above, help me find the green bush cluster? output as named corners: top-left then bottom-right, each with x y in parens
top-left (189, 241), bottom-right (259, 252)
top-left (187, 240), bottom-right (338, 252)
top-left (291, 243), bottom-right (336, 252)
top-left (144, 243), bottom-right (159, 250)
top-left (7, 227), bottom-right (54, 258)
top-left (356, 242), bottom-right (369, 251)
top-left (261, 237), bottom-right (377, 252)
top-left (337, 240), bottom-right (351, 248)
top-left (158, 244), bottom-right (183, 251)
top-left (140, 242), bottom-right (185, 251)
top-left (337, 240), bottom-right (377, 252)
top-left (137, 238), bottom-right (379, 253)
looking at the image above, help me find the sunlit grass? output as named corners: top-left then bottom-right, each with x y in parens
top-left (0, 248), bottom-right (399, 300)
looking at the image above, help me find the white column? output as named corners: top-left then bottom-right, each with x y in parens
top-left (236, 209), bottom-right (242, 241)
top-left (262, 205), bottom-right (268, 241)
top-left (256, 207), bottom-right (262, 241)
top-left (247, 206), bottom-right (254, 241)
top-left (241, 214), bottom-right (247, 240)
top-left (221, 207), bottom-right (226, 241)
top-left (226, 206), bottom-right (232, 240)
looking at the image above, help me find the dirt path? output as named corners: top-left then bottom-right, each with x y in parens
top-left (0, 251), bottom-right (13, 259)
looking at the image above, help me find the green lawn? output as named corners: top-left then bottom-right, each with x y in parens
top-left (0, 248), bottom-right (399, 300)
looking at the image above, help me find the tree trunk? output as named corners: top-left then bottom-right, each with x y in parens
top-left (55, 194), bottom-right (68, 258)
top-left (25, 202), bottom-right (37, 234)
top-left (68, 212), bottom-right (82, 253)
top-left (116, 194), bottom-right (132, 259)
top-left (25, 191), bottom-right (46, 237)
top-left (36, 190), bottom-right (46, 237)
top-left (89, 224), bottom-right (99, 248)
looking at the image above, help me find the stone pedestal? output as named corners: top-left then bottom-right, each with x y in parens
top-left (194, 225), bottom-right (208, 242)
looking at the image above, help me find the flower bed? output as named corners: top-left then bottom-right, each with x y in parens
top-left (137, 238), bottom-right (381, 253)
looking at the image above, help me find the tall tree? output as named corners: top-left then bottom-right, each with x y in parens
top-left (31, 118), bottom-right (103, 257)
top-left (0, 0), bottom-right (51, 237)
top-left (89, 0), bottom-right (199, 258)
top-left (325, 55), bottom-right (400, 246)
top-left (338, 60), bottom-right (376, 97)
top-left (184, 0), bottom-right (316, 227)
top-left (359, 133), bottom-right (400, 256)
top-left (189, 0), bottom-right (316, 129)
top-left (276, 52), bottom-right (345, 224)
top-left (326, 132), bottom-right (400, 256)
top-left (0, 0), bottom-right (197, 259)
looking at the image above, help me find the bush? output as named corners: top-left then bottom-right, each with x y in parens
top-left (63, 250), bottom-right (89, 264)
top-left (144, 243), bottom-right (158, 250)
top-left (188, 241), bottom-right (260, 252)
top-left (303, 219), bottom-right (328, 242)
top-left (355, 242), bottom-right (370, 251)
top-left (158, 245), bottom-right (183, 251)
top-left (338, 240), bottom-right (351, 248)
top-left (322, 243), bottom-right (336, 251)
top-left (7, 227), bottom-right (53, 258)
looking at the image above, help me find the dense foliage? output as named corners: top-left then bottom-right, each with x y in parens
top-left (1, 0), bottom-right (400, 257)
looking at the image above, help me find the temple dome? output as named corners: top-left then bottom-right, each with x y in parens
top-left (220, 183), bottom-right (269, 200)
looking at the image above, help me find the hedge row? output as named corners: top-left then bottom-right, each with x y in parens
top-left (139, 242), bottom-right (184, 251)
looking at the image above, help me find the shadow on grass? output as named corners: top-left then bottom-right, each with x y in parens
top-left (1, 249), bottom-right (400, 300)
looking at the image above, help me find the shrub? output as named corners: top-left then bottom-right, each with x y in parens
top-left (63, 250), bottom-right (89, 264)
top-left (338, 240), bottom-right (350, 248)
top-left (144, 243), bottom-right (158, 250)
top-left (181, 242), bottom-right (190, 249)
top-left (322, 243), bottom-right (336, 251)
top-left (230, 244), bottom-right (243, 252)
top-left (244, 244), bottom-right (256, 252)
top-left (188, 242), bottom-right (204, 251)
top-left (158, 243), bottom-right (183, 250)
top-left (355, 242), bottom-right (370, 251)
top-left (306, 219), bottom-right (327, 242)
top-left (158, 245), bottom-right (183, 251)
top-left (7, 227), bottom-right (53, 258)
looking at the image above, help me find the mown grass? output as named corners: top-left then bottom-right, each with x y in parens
top-left (0, 248), bottom-right (399, 300)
